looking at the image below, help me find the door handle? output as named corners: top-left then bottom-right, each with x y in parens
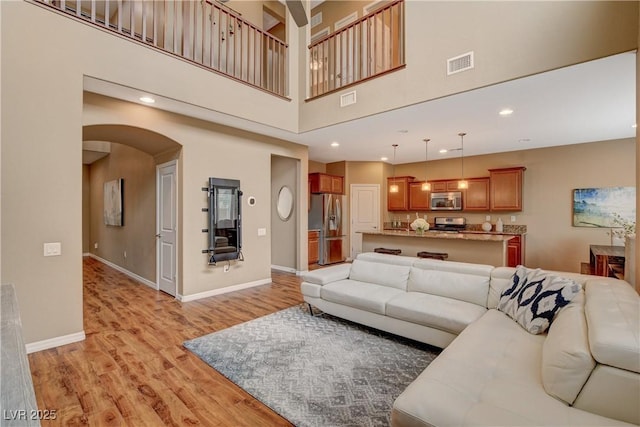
top-left (155, 233), bottom-right (162, 238)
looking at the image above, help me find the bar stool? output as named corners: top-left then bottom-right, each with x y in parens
top-left (417, 251), bottom-right (448, 261)
top-left (374, 248), bottom-right (402, 255)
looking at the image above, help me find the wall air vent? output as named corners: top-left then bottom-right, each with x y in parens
top-left (340, 91), bottom-right (357, 107)
top-left (311, 27), bottom-right (330, 44)
top-left (311, 12), bottom-right (322, 28)
top-left (447, 51), bottom-right (474, 75)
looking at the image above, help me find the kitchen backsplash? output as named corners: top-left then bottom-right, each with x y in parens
top-left (465, 223), bottom-right (527, 234)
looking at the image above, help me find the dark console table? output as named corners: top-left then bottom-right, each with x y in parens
top-left (589, 245), bottom-right (625, 279)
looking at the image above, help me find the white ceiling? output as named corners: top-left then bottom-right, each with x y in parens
top-left (84, 51), bottom-right (636, 165)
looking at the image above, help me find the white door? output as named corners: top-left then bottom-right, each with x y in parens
top-left (157, 161), bottom-right (178, 296)
top-left (350, 184), bottom-right (380, 259)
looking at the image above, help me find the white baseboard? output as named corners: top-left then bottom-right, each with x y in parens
top-left (26, 331), bottom-right (86, 354)
top-left (87, 253), bottom-right (158, 290)
top-left (271, 264), bottom-right (297, 274)
top-left (178, 278), bottom-right (271, 302)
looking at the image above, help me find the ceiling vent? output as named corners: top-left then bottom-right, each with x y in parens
top-left (447, 51), bottom-right (474, 75)
top-left (340, 91), bottom-right (357, 107)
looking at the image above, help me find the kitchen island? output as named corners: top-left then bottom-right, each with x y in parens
top-left (360, 230), bottom-right (514, 266)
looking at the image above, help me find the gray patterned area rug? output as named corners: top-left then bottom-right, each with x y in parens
top-left (183, 305), bottom-right (440, 427)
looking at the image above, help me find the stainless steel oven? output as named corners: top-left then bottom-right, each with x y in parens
top-left (430, 191), bottom-right (463, 210)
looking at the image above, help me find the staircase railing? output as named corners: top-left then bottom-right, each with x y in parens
top-left (35, 0), bottom-right (288, 98)
top-left (308, 0), bottom-right (405, 99)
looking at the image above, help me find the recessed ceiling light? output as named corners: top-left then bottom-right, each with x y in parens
top-left (397, 129), bottom-right (408, 133)
top-left (330, 142), bottom-right (340, 147)
top-left (381, 157), bottom-right (388, 161)
top-left (499, 108), bottom-right (514, 116)
top-left (139, 96), bottom-right (155, 104)
top-left (518, 138), bottom-right (531, 143)
top-left (439, 149), bottom-right (448, 154)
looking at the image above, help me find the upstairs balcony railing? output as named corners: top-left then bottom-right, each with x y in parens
top-left (308, 0), bottom-right (405, 99)
top-left (36, 0), bottom-right (288, 98)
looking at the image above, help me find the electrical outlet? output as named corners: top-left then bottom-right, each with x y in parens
top-left (485, 215), bottom-right (491, 221)
top-left (94, 242), bottom-right (98, 249)
top-left (511, 215), bottom-right (517, 222)
top-left (124, 251), bottom-right (127, 258)
top-left (223, 264), bottom-right (230, 273)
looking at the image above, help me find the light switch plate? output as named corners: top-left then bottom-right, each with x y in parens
top-left (258, 228), bottom-right (267, 236)
top-left (44, 242), bottom-right (62, 257)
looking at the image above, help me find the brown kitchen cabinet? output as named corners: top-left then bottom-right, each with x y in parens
top-left (388, 176), bottom-right (414, 211)
top-left (309, 173), bottom-right (344, 194)
top-left (489, 167), bottom-right (525, 211)
top-left (408, 181), bottom-right (431, 210)
top-left (430, 180), bottom-right (460, 192)
top-left (507, 235), bottom-right (523, 267)
top-left (308, 230), bottom-right (320, 264)
top-left (463, 177), bottom-right (490, 211)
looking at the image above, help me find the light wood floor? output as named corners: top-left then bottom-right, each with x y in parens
top-left (28, 257), bottom-right (305, 426)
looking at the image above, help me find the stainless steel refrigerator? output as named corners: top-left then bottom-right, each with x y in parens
top-left (309, 193), bottom-right (346, 265)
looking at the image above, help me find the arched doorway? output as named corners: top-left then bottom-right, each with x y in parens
top-left (82, 124), bottom-right (182, 296)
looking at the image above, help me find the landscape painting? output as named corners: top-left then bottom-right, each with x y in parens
top-left (572, 187), bottom-right (635, 228)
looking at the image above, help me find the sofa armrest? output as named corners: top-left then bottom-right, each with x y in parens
top-left (585, 278), bottom-right (640, 373)
top-left (302, 263), bottom-right (351, 285)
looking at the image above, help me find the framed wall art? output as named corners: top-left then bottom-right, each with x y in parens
top-left (104, 178), bottom-right (124, 226)
top-left (572, 186), bottom-right (635, 228)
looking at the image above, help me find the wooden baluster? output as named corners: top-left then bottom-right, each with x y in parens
top-left (90, 0), bottom-right (96, 23)
top-left (104, 0), bottom-right (109, 29)
top-left (141, 1), bottom-right (147, 42)
top-left (117, 0), bottom-right (123, 33)
top-left (130, 0), bottom-right (135, 39)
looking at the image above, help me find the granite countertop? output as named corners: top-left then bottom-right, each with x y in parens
top-left (362, 229), bottom-right (515, 242)
top-left (383, 223), bottom-right (527, 235)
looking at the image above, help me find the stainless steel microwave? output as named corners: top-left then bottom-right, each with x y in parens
top-left (430, 191), bottom-right (463, 210)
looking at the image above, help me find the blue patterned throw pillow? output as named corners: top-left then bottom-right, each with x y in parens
top-left (498, 266), bottom-right (581, 334)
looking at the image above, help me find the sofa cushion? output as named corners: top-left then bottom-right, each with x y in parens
top-left (348, 259), bottom-right (410, 290)
top-left (498, 266), bottom-right (581, 334)
top-left (542, 290), bottom-right (595, 405)
top-left (408, 263), bottom-right (492, 307)
top-left (386, 292), bottom-right (486, 335)
top-left (392, 309), bottom-right (631, 427)
top-left (585, 279), bottom-right (640, 373)
top-left (573, 364), bottom-right (640, 425)
top-left (320, 279), bottom-right (404, 315)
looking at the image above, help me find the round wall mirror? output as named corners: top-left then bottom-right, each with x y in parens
top-left (277, 186), bottom-right (294, 221)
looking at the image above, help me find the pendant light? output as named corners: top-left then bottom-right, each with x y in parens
top-left (389, 144), bottom-right (399, 193)
top-left (457, 132), bottom-right (468, 190)
top-left (421, 139), bottom-right (431, 191)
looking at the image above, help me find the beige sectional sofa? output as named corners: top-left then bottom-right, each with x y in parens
top-left (301, 252), bottom-right (640, 427)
